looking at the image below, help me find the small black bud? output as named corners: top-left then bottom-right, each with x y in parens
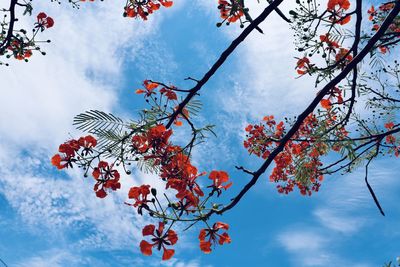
top-left (151, 188), bottom-right (157, 196)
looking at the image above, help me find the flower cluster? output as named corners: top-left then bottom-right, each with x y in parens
top-left (295, 57), bottom-right (313, 75)
top-left (384, 122), bottom-right (400, 157)
top-left (368, 3), bottom-right (400, 53)
top-left (124, 0), bottom-right (173, 20)
top-left (51, 135), bottom-right (122, 198)
top-left (295, 33), bottom-right (353, 76)
top-left (54, 118), bottom-right (233, 260)
top-left (51, 135), bottom-right (97, 170)
top-left (244, 112), bottom-right (349, 195)
top-left (2, 12), bottom-right (54, 63)
top-left (7, 39), bottom-right (32, 61)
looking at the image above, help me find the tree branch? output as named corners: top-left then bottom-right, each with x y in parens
top-left (0, 0), bottom-right (18, 55)
top-left (211, 1), bottom-right (400, 216)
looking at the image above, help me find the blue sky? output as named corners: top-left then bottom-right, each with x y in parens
top-left (0, 0), bottom-right (399, 266)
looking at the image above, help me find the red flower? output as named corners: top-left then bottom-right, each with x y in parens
top-left (159, 87), bottom-right (177, 100)
top-left (78, 135), bottom-right (97, 155)
top-left (335, 48), bottom-right (353, 67)
top-left (36, 12), bottom-right (54, 29)
top-left (327, 0), bottom-right (351, 25)
top-left (199, 222), bottom-right (231, 254)
top-left (146, 124), bottom-right (173, 150)
top-left (124, 0), bottom-right (173, 20)
top-left (320, 34), bottom-right (340, 52)
top-left (208, 170), bottom-right (232, 196)
top-left (296, 57), bottom-right (312, 75)
top-left (320, 99), bottom-right (332, 109)
top-left (131, 135), bottom-right (148, 153)
top-left (92, 161), bottom-right (121, 198)
top-left (327, 0), bottom-right (350, 11)
top-left (218, 0), bottom-right (244, 23)
top-left (126, 185), bottom-right (151, 214)
top-left (368, 6), bottom-right (376, 21)
top-left (140, 222), bottom-right (178, 260)
top-left (51, 139), bottom-right (80, 169)
top-left (160, 0), bottom-right (173, 7)
top-left (385, 122), bottom-right (395, 130)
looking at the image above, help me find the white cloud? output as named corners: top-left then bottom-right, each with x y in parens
top-left (14, 249), bottom-right (86, 267)
top-left (278, 231), bottom-right (327, 252)
top-left (278, 230), bottom-right (333, 267)
top-left (313, 208), bottom-right (365, 234)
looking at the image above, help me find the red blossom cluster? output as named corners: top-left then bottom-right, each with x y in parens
top-left (53, 118), bottom-right (233, 260)
top-left (51, 135), bottom-right (97, 170)
top-left (51, 135), bottom-right (122, 198)
top-left (384, 122), bottom-right (400, 156)
top-left (217, 0), bottom-right (245, 25)
top-left (295, 57), bottom-right (313, 75)
top-left (4, 12), bottom-right (54, 62)
top-left (295, 34), bottom-right (354, 75)
top-left (136, 80), bottom-right (177, 100)
top-left (7, 40), bottom-right (32, 60)
top-left (319, 34), bottom-right (353, 68)
top-left (124, 0), bottom-right (173, 20)
top-left (218, 0), bottom-right (244, 22)
top-left (368, 2), bottom-right (400, 53)
top-left (244, 112), bottom-right (349, 196)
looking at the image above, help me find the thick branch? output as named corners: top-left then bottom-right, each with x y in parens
top-left (0, 0), bottom-right (18, 55)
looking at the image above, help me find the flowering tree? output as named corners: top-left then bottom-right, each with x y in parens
top-left (2, 0), bottom-right (400, 261)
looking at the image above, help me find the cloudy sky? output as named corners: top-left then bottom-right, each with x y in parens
top-left (0, 0), bottom-right (399, 266)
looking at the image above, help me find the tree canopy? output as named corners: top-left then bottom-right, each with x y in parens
top-left (1, 0), bottom-right (400, 264)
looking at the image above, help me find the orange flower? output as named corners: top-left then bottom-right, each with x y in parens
top-left (51, 139), bottom-right (81, 170)
top-left (335, 48), bottom-right (353, 66)
top-left (320, 99), bottom-right (332, 109)
top-left (367, 6), bottom-right (376, 21)
top-left (136, 80), bottom-right (158, 96)
top-left (379, 46), bottom-right (388, 54)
